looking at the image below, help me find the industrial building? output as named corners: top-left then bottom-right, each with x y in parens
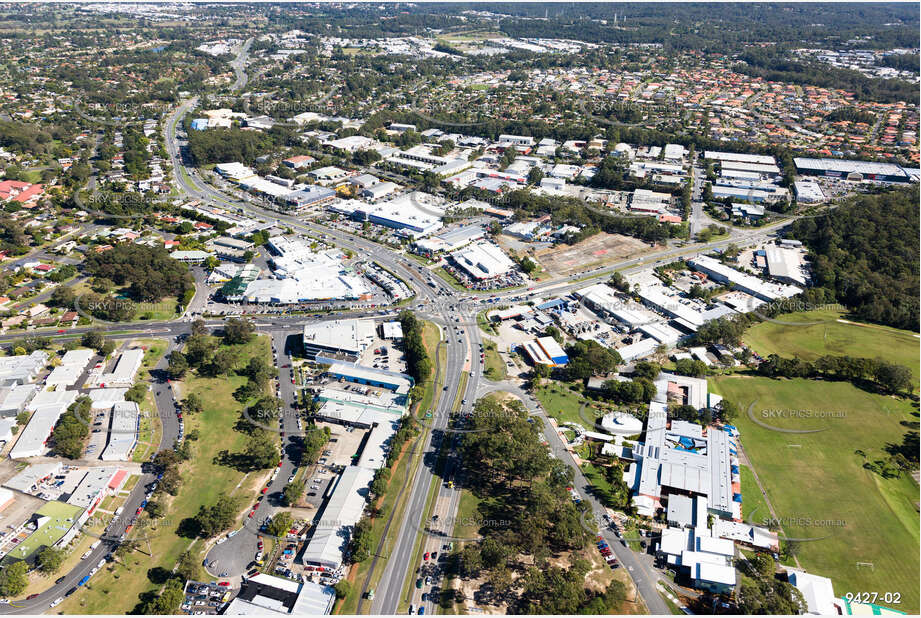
top-left (44, 349), bottom-right (95, 388)
top-left (793, 180), bottom-right (826, 203)
top-left (636, 283), bottom-right (735, 331)
top-left (380, 321), bottom-right (404, 340)
top-left (84, 348), bottom-right (144, 389)
top-left (521, 336), bottom-right (569, 367)
top-left (223, 573), bottom-right (336, 615)
top-left (616, 338), bottom-right (659, 363)
top-left (688, 255), bottom-right (802, 302)
top-left (450, 241), bottom-right (516, 280)
top-left (361, 181), bottom-right (398, 201)
top-left (498, 134), bottom-right (535, 147)
top-left (302, 319), bottom-right (376, 363)
top-left (703, 151), bottom-right (777, 166)
top-left (0, 384), bottom-right (38, 417)
top-left (711, 183), bottom-right (786, 203)
top-left (101, 402), bottom-right (140, 461)
top-left (764, 246), bottom-right (808, 286)
top-left (300, 465), bottom-right (376, 571)
top-left (0, 351), bottom-right (47, 387)
top-left (793, 157), bottom-right (911, 183)
top-left (326, 363), bottom-right (413, 398)
top-left (10, 396), bottom-right (76, 459)
top-left (170, 249), bottom-right (213, 264)
top-left (307, 166), bottom-right (349, 184)
top-left (630, 189), bottom-right (672, 214)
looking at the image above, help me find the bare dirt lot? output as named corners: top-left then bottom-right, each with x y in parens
top-left (532, 233), bottom-right (654, 278)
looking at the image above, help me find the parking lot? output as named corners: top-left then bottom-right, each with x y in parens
top-left (84, 407), bottom-right (112, 459)
top-left (358, 337), bottom-right (407, 374)
top-left (313, 422), bottom-right (366, 469)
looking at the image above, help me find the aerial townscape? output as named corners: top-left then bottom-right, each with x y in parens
top-left (0, 2), bottom-right (917, 617)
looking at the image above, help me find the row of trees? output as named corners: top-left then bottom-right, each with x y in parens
top-left (398, 310), bottom-right (431, 385)
top-left (757, 353), bottom-right (914, 395)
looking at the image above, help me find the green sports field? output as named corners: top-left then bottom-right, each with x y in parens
top-left (711, 375), bottom-right (919, 613)
top-left (743, 308), bottom-right (920, 389)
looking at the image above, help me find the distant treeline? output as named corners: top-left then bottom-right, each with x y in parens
top-left (737, 47), bottom-right (919, 105)
top-left (757, 353), bottom-right (913, 395)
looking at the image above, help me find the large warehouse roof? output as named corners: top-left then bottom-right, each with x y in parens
top-left (704, 151), bottom-right (776, 166)
top-left (793, 157), bottom-right (909, 179)
top-left (301, 465), bottom-right (375, 569)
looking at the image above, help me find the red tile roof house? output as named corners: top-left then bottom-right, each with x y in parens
top-left (0, 180), bottom-right (44, 205)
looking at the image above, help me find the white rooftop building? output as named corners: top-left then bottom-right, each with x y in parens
top-left (793, 180), bottom-right (825, 203)
top-left (45, 349), bottom-right (95, 388)
top-left (0, 351), bottom-right (47, 387)
top-left (10, 399), bottom-right (76, 459)
top-left (300, 465), bottom-right (375, 570)
top-left (302, 319), bottom-right (376, 362)
top-left (101, 401), bottom-right (140, 461)
top-left (450, 241), bottom-right (516, 280)
top-left (764, 246), bottom-right (807, 286)
top-left (223, 573), bottom-right (336, 615)
top-left (787, 570), bottom-right (837, 616)
top-left (84, 348), bottom-right (144, 389)
top-left (689, 255), bottom-right (802, 302)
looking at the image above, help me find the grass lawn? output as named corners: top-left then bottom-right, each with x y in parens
top-left (476, 310), bottom-right (497, 336)
top-left (482, 340), bottom-right (506, 381)
top-left (711, 375), bottom-right (920, 612)
top-left (581, 462), bottom-right (619, 510)
top-left (739, 465), bottom-right (770, 523)
top-left (533, 382), bottom-right (588, 427)
top-left (60, 335), bottom-right (272, 614)
top-left (743, 308), bottom-right (920, 389)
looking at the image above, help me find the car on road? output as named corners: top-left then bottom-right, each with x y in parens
top-left (26, 593), bottom-right (39, 600)
top-left (50, 597), bottom-right (64, 608)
